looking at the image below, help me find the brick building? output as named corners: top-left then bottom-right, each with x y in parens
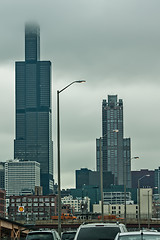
top-left (9, 194), bottom-right (57, 221)
top-left (0, 189), bottom-right (6, 217)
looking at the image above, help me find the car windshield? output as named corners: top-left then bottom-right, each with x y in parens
top-left (119, 234), bottom-right (160, 240)
top-left (26, 232), bottom-right (54, 240)
top-left (62, 232), bottom-right (76, 240)
top-left (77, 227), bottom-right (120, 240)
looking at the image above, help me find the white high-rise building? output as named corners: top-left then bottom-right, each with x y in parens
top-left (5, 159), bottom-right (40, 196)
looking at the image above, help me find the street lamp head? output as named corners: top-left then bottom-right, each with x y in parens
top-left (113, 129), bottom-right (119, 133)
top-left (75, 80), bottom-right (86, 83)
top-left (138, 174), bottom-right (150, 182)
top-left (132, 156), bottom-right (139, 159)
top-left (58, 80), bottom-right (86, 93)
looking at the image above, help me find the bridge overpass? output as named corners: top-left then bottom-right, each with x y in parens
top-left (0, 216), bottom-right (30, 239)
top-left (2, 218), bottom-right (160, 238)
top-left (25, 219), bottom-right (160, 232)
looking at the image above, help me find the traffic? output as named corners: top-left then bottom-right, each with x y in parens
top-left (25, 222), bottom-right (160, 240)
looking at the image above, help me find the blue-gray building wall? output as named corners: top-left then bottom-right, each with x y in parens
top-left (14, 23), bottom-right (53, 195)
top-left (102, 95), bottom-right (124, 185)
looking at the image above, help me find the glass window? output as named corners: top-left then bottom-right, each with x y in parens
top-left (26, 232), bottom-right (54, 240)
top-left (45, 202), bottom-right (50, 206)
top-left (119, 235), bottom-right (160, 240)
top-left (108, 150), bottom-right (110, 157)
top-left (115, 150), bottom-right (117, 157)
top-left (22, 197), bottom-right (26, 202)
top-left (76, 227), bottom-right (121, 240)
top-left (33, 207), bottom-right (38, 211)
top-left (39, 207), bottom-right (44, 211)
top-left (62, 232), bottom-right (76, 240)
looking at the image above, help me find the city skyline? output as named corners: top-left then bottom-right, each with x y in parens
top-left (0, 0), bottom-right (160, 189)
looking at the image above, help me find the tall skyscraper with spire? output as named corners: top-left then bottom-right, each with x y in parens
top-left (96, 95), bottom-right (131, 188)
top-left (14, 23), bottom-right (53, 195)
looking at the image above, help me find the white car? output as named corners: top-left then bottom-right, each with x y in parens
top-left (26, 230), bottom-right (61, 240)
top-left (74, 222), bottom-right (127, 240)
top-left (114, 230), bottom-right (160, 240)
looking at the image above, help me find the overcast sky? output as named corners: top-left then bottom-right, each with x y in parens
top-left (0, 0), bottom-right (160, 189)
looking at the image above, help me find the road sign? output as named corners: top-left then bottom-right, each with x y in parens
top-left (18, 206), bottom-right (24, 212)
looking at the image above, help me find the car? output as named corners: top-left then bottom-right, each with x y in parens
top-left (114, 230), bottom-right (160, 240)
top-left (61, 230), bottom-right (77, 240)
top-left (26, 230), bottom-right (61, 240)
top-left (74, 222), bottom-right (127, 240)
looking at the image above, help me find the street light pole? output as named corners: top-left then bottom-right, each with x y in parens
top-left (148, 189), bottom-right (151, 229)
top-left (124, 156), bottom-right (139, 226)
top-left (99, 137), bottom-right (104, 221)
top-left (57, 80), bottom-right (85, 235)
top-left (138, 174), bottom-right (150, 230)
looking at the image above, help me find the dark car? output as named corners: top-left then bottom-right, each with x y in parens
top-left (74, 223), bottom-right (127, 240)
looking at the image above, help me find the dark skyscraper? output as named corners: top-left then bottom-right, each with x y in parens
top-left (96, 95), bottom-right (131, 188)
top-left (14, 23), bottom-right (53, 195)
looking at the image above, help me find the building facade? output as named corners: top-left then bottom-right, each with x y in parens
top-left (61, 195), bottom-right (90, 213)
top-left (96, 95), bottom-right (131, 187)
top-left (103, 191), bottom-right (132, 205)
top-left (153, 167), bottom-right (160, 194)
top-left (0, 189), bottom-right (6, 217)
top-left (9, 194), bottom-right (57, 221)
top-left (93, 189), bottom-right (152, 220)
top-left (123, 138), bottom-right (131, 188)
top-left (131, 169), bottom-right (155, 189)
top-left (93, 202), bottom-right (139, 219)
top-left (0, 162), bottom-right (5, 189)
top-left (76, 168), bottom-right (114, 189)
top-left (138, 188), bottom-right (153, 220)
top-left (5, 159), bottom-right (40, 196)
top-left (14, 23), bottom-right (53, 195)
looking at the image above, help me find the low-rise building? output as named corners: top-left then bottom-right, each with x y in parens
top-left (0, 189), bottom-right (6, 217)
top-left (93, 201), bottom-right (138, 219)
top-left (61, 195), bottom-right (90, 213)
top-left (93, 188), bottom-right (152, 220)
top-left (9, 194), bottom-right (57, 222)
